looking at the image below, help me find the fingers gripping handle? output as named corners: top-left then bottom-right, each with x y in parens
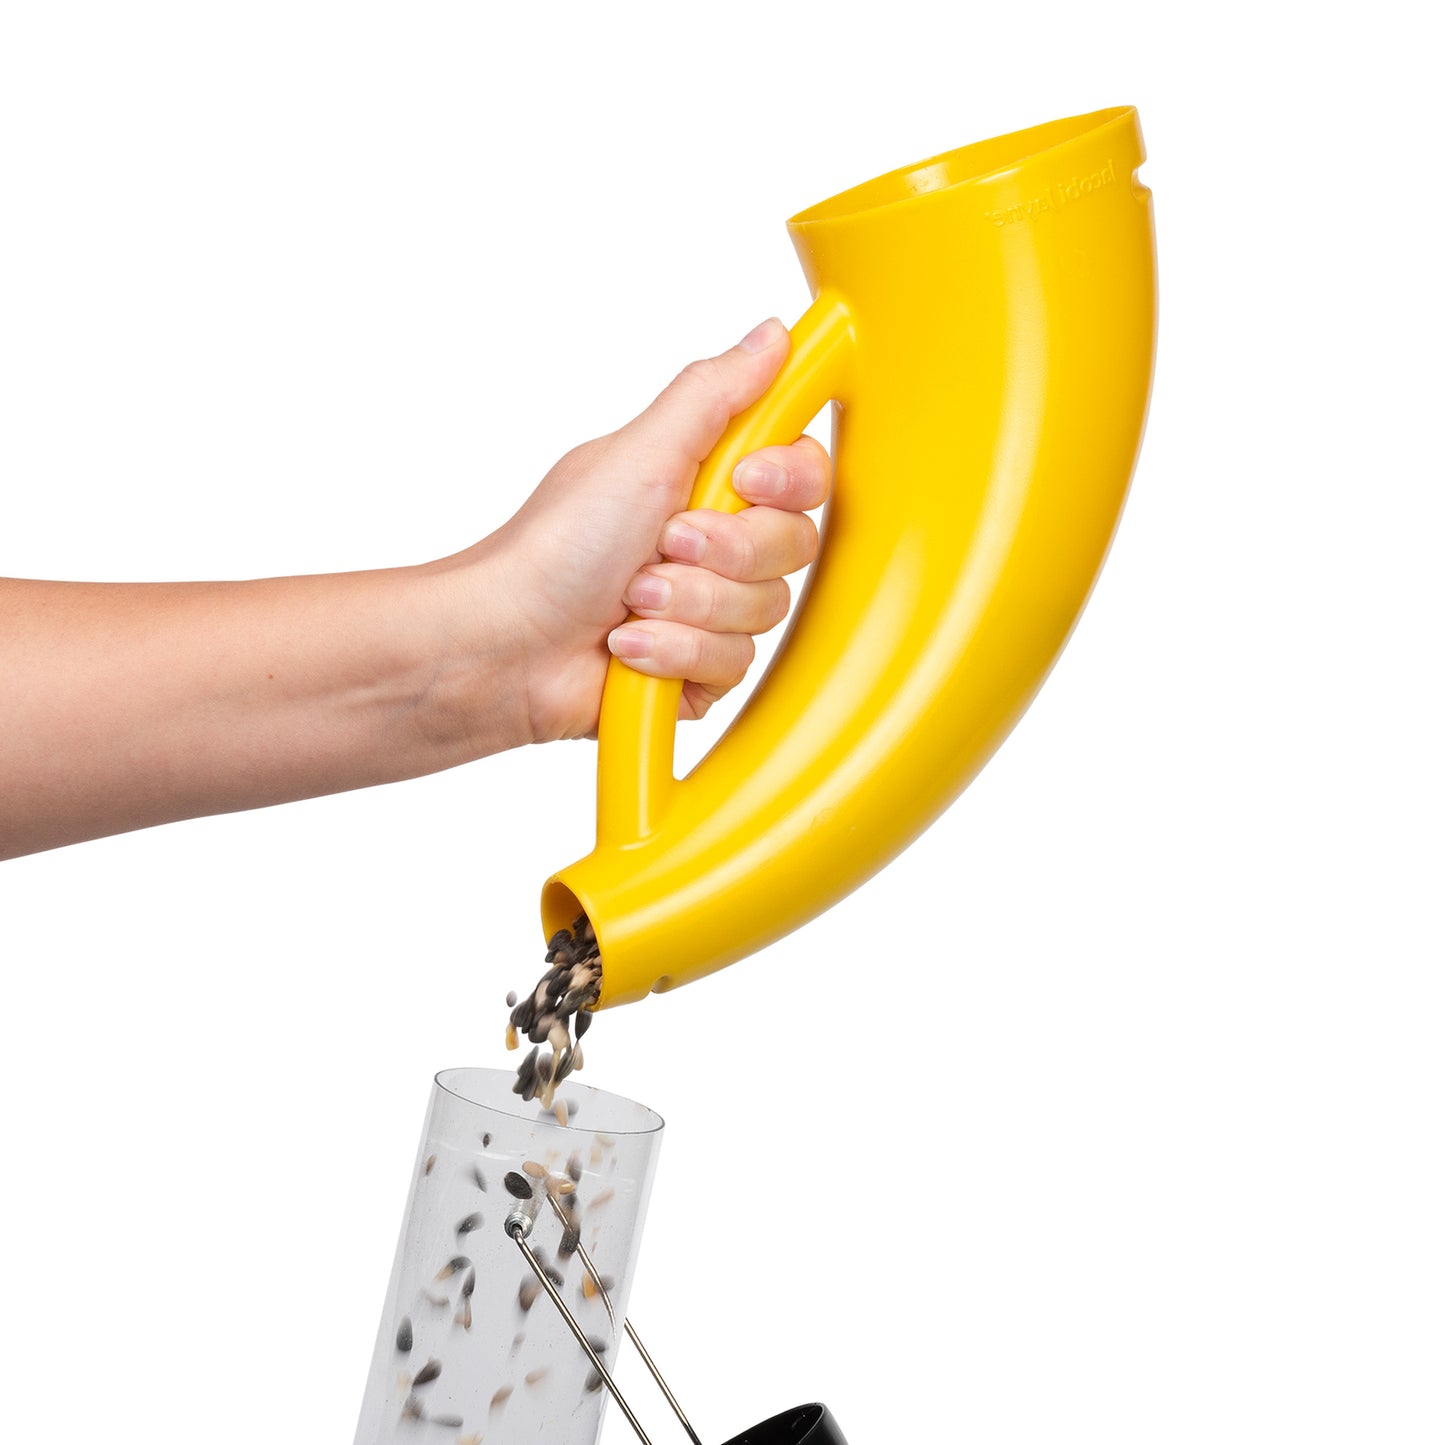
top-left (596, 292), bottom-right (856, 848)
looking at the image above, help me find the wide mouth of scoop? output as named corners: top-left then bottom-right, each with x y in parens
top-left (790, 105), bottom-right (1133, 226)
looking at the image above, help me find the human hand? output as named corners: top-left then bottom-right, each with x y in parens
top-left (0, 321), bottom-right (830, 855)
top-left (472, 318), bottom-right (832, 743)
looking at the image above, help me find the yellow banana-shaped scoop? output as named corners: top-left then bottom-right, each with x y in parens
top-left (546, 106), bottom-right (1157, 1007)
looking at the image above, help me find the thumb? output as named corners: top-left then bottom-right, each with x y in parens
top-left (619, 318), bottom-right (789, 466)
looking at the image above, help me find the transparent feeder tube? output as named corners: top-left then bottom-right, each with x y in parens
top-left (354, 1068), bottom-right (663, 1445)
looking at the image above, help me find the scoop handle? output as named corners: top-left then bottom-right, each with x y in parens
top-left (595, 291), bottom-right (855, 848)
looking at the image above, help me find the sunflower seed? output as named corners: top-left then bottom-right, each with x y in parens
top-left (412, 1358), bottom-right (442, 1387)
top-left (513, 1047), bottom-right (540, 1096)
top-left (581, 1272), bottom-right (600, 1300)
top-left (504, 1171), bottom-right (533, 1199)
top-left (506, 916), bottom-right (602, 1107)
top-left (395, 1316), bottom-right (413, 1353)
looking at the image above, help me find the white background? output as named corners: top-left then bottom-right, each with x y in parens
top-left (1, 4), bottom-right (1440, 1442)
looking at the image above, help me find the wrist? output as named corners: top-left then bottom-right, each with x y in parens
top-left (408, 538), bottom-right (540, 764)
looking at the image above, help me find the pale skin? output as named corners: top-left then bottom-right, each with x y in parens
top-left (0, 318), bottom-right (831, 861)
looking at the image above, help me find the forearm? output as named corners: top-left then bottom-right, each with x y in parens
top-left (0, 559), bottom-right (528, 859)
top-left (0, 322), bottom-right (829, 860)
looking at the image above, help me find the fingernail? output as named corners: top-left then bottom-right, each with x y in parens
top-left (738, 317), bottom-right (782, 353)
top-left (608, 626), bottom-right (652, 660)
top-left (661, 521), bottom-right (705, 562)
top-left (733, 459), bottom-right (787, 499)
top-left (626, 574), bottom-right (672, 612)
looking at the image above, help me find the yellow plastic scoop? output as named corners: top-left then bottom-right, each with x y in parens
top-left (544, 106), bottom-right (1157, 1007)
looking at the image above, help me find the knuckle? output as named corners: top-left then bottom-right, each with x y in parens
top-left (683, 684), bottom-right (715, 721)
top-left (792, 442), bottom-right (832, 506)
top-left (682, 626), bottom-right (709, 679)
top-left (731, 634), bottom-right (757, 681)
top-left (558, 436), bottom-right (608, 476)
top-left (702, 575), bottom-right (730, 632)
top-left (679, 356), bottom-right (720, 388)
top-left (767, 579), bottom-right (792, 628)
top-left (736, 526), bottom-right (761, 578)
top-left (676, 358), bottom-right (732, 431)
top-left (797, 515), bottom-right (820, 566)
top-left (809, 457), bottom-right (834, 504)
